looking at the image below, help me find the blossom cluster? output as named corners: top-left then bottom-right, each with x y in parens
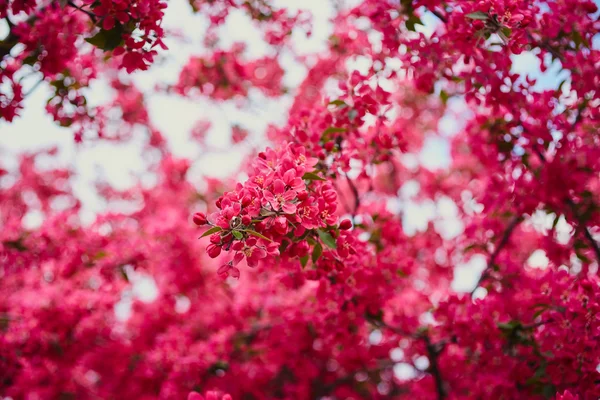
top-left (175, 44), bottom-right (284, 100)
top-left (193, 143), bottom-right (358, 279)
top-left (1, 0), bottom-right (600, 398)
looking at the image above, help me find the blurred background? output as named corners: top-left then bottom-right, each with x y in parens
top-left (0, 0), bottom-right (580, 294)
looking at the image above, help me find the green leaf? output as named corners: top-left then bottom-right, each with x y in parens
top-left (497, 320), bottom-right (522, 332)
top-left (551, 215), bottom-right (560, 230)
top-left (300, 255), bottom-right (309, 268)
top-left (317, 229), bottom-right (337, 249)
top-left (245, 230), bottom-right (273, 242)
top-left (260, 208), bottom-right (276, 217)
top-left (405, 15), bottom-right (423, 31)
top-left (328, 99), bottom-right (347, 107)
top-left (200, 226), bottom-right (222, 238)
top-left (23, 52), bottom-right (40, 66)
top-left (466, 11), bottom-right (489, 20)
top-left (312, 242), bottom-right (323, 263)
top-left (232, 230), bottom-right (243, 240)
top-left (532, 305), bottom-right (550, 319)
top-left (396, 269), bottom-right (408, 278)
top-left (93, 250), bottom-right (108, 260)
top-left (439, 90), bottom-right (449, 105)
top-left (572, 30), bottom-right (584, 49)
top-left (576, 251), bottom-right (591, 264)
top-left (322, 127), bottom-right (347, 137)
top-left (302, 172), bottom-right (326, 181)
top-left (85, 24), bottom-right (124, 51)
top-left (118, 266), bottom-right (129, 282)
top-left (278, 240), bottom-right (289, 253)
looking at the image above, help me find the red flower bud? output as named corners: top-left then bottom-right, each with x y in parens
top-left (339, 219), bottom-right (353, 230)
top-left (297, 190), bottom-right (308, 201)
top-left (193, 212), bottom-right (208, 226)
top-left (210, 233), bottom-right (221, 244)
top-left (242, 215), bottom-right (252, 226)
top-left (207, 244), bottom-right (222, 258)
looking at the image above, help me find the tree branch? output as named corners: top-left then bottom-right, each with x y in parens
top-left (367, 317), bottom-right (449, 399)
top-left (471, 215), bottom-right (523, 295)
top-left (67, 1), bottom-right (98, 23)
top-left (566, 198), bottom-right (600, 265)
top-left (429, 9), bottom-right (448, 24)
top-left (423, 334), bottom-right (447, 400)
top-left (531, 130), bottom-right (600, 266)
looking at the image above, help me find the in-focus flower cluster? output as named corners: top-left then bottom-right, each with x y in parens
top-left (193, 143), bottom-right (358, 278)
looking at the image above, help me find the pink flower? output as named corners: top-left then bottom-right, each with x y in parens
top-left (263, 179), bottom-right (297, 214)
top-left (217, 263), bottom-right (240, 279)
top-left (232, 237), bottom-right (267, 267)
top-left (556, 391), bottom-right (579, 400)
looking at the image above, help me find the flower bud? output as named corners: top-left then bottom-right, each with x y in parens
top-left (193, 212), bottom-right (208, 226)
top-left (210, 233), bottom-right (221, 244)
top-left (297, 190), bottom-right (308, 201)
top-left (241, 215), bottom-right (252, 226)
top-left (207, 244), bottom-right (222, 258)
top-left (339, 219), bottom-right (353, 230)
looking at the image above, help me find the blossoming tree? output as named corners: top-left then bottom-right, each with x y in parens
top-left (1, 0), bottom-right (599, 399)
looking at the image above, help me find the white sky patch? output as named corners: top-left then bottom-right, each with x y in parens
top-left (113, 265), bottom-right (159, 320)
top-left (394, 363), bottom-right (418, 381)
top-left (527, 249), bottom-right (550, 270)
top-left (419, 136), bottom-right (451, 170)
top-left (452, 254), bottom-right (487, 293)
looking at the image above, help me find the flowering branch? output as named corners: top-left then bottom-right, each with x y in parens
top-left (471, 215), bottom-right (523, 295)
top-left (533, 141), bottom-right (600, 265)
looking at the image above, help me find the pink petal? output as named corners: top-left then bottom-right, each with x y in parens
top-left (233, 252), bottom-right (244, 265)
top-left (282, 203), bottom-right (297, 214)
top-left (273, 179), bottom-right (285, 194)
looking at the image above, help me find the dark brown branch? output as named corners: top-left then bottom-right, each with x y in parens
top-left (423, 334), bottom-right (447, 400)
top-left (1, 1), bottom-right (97, 61)
top-left (369, 317), bottom-right (454, 398)
top-left (471, 215), bottom-right (523, 295)
top-left (565, 198), bottom-right (600, 265)
top-left (367, 317), bottom-right (449, 399)
top-left (0, 30), bottom-right (19, 60)
top-left (67, 1), bottom-right (98, 23)
top-left (582, 226), bottom-right (600, 264)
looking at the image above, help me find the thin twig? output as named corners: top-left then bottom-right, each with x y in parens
top-left (471, 215), bottom-right (523, 295)
top-left (67, 1), bottom-right (97, 22)
top-left (24, 77), bottom-right (45, 97)
top-left (566, 198), bottom-right (600, 265)
top-left (345, 173), bottom-right (360, 216)
top-left (430, 9), bottom-right (448, 24)
top-left (368, 317), bottom-right (449, 398)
